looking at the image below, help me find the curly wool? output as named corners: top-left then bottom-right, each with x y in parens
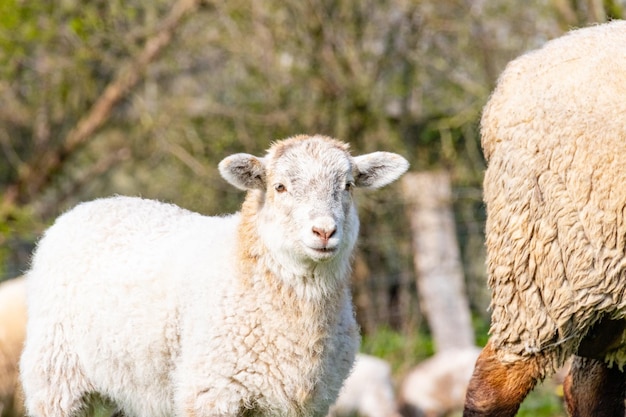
top-left (481, 20), bottom-right (626, 374)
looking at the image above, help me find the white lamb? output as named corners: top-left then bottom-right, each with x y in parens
top-left (19, 134), bottom-right (409, 417)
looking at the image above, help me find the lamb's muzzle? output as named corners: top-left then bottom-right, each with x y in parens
top-left (312, 224), bottom-right (336, 244)
top-left (306, 219), bottom-right (340, 260)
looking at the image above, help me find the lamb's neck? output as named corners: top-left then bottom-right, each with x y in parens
top-left (239, 234), bottom-right (351, 303)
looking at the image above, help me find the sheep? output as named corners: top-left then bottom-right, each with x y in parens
top-left (19, 134), bottom-right (409, 417)
top-left (327, 354), bottom-right (400, 417)
top-left (463, 20), bottom-right (626, 417)
top-left (399, 347), bottom-right (480, 417)
top-left (0, 277), bottom-right (26, 417)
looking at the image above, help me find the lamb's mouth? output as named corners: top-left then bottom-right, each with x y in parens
top-left (307, 245), bottom-right (339, 259)
top-left (316, 247), bottom-right (336, 253)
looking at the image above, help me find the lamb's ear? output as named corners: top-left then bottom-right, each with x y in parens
top-left (353, 152), bottom-right (409, 189)
top-left (218, 154), bottom-right (267, 191)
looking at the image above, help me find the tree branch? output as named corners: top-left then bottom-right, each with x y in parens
top-left (2, 0), bottom-right (201, 212)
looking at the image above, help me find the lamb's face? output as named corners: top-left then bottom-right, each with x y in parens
top-left (260, 141), bottom-right (359, 263)
top-left (219, 135), bottom-right (409, 266)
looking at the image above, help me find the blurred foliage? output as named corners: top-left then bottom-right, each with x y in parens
top-left (361, 325), bottom-right (435, 377)
top-left (0, 204), bottom-right (41, 278)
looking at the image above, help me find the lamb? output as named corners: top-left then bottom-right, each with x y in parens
top-left (463, 20), bottom-right (626, 416)
top-left (0, 277), bottom-right (26, 417)
top-left (19, 134), bottom-right (409, 417)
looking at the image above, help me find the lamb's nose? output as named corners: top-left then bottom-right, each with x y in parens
top-left (312, 226), bottom-right (336, 245)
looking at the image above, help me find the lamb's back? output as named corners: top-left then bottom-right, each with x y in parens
top-left (30, 195), bottom-right (238, 287)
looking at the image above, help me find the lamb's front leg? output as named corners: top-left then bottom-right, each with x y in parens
top-left (179, 387), bottom-right (245, 417)
top-left (463, 340), bottom-right (542, 417)
top-left (176, 365), bottom-right (249, 417)
top-left (563, 356), bottom-right (626, 417)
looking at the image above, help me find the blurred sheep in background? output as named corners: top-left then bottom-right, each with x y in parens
top-left (328, 354), bottom-right (401, 417)
top-left (0, 277), bottom-right (26, 417)
top-left (398, 347), bottom-right (481, 417)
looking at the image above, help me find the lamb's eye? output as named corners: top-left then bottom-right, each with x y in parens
top-left (345, 181), bottom-right (355, 191)
top-left (274, 184), bottom-right (286, 193)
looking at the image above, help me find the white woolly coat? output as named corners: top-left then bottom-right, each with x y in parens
top-left (21, 197), bottom-right (357, 417)
top-left (481, 20), bottom-right (626, 371)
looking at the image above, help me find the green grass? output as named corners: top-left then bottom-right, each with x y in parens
top-left (360, 325), bottom-right (434, 376)
top-left (518, 380), bottom-right (566, 417)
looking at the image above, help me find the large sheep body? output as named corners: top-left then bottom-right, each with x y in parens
top-left (464, 21), bottom-right (626, 416)
top-left (0, 277), bottom-right (26, 417)
top-left (20, 135), bottom-right (409, 417)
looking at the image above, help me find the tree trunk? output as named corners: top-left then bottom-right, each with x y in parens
top-left (401, 171), bottom-right (475, 351)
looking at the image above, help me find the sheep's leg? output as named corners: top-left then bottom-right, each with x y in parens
top-left (21, 370), bottom-right (89, 417)
top-left (563, 356), bottom-right (626, 417)
top-left (20, 329), bottom-right (91, 417)
top-left (562, 317), bottom-right (626, 417)
top-left (178, 385), bottom-right (244, 417)
top-left (463, 340), bottom-right (541, 417)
